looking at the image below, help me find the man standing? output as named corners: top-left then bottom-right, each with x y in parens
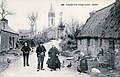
top-left (36, 42), bottom-right (46, 71)
top-left (21, 42), bottom-right (31, 67)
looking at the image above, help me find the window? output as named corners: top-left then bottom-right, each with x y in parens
top-left (9, 36), bottom-right (12, 47)
top-left (109, 40), bottom-right (115, 50)
top-left (3, 22), bottom-right (5, 29)
top-left (0, 36), bottom-right (1, 45)
top-left (87, 38), bottom-right (90, 46)
top-left (100, 39), bottom-right (102, 47)
top-left (12, 37), bottom-right (14, 47)
top-left (79, 39), bottom-right (82, 45)
top-left (51, 18), bottom-right (53, 25)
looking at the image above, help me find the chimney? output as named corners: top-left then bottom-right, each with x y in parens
top-left (0, 19), bottom-right (8, 29)
top-left (1, 19), bottom-right (8, 25)
top-left (89, 11), bottom-right (96, 17)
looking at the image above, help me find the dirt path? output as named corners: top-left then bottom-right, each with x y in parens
top-left (0, 40), bottom-right (90, 77)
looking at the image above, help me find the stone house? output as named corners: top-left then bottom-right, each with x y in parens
top-left (18, 29), bottom-right (31, 39)
top-left (0, 19), bottom-right (19, 52)
top-left (76, 0), bottom-right (120, 58)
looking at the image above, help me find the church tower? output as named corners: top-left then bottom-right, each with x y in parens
top-left (48, 4), bottom-right (55, 27)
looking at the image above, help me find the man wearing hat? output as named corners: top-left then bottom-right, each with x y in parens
top-left (36, 42), bottom-right (46, 71)
top-left (21, 42), bottom-right (31, 67)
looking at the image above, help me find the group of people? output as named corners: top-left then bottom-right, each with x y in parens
top-left (21, 41), bottom-right (90, 73)
top-left (21, 42), bottom-right (61, 71)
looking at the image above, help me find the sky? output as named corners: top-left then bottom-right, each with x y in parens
top-left (3, 0), bottom-right (115, 32)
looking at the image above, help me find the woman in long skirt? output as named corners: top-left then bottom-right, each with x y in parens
top-left (47, 45), bottom-right (61, 71)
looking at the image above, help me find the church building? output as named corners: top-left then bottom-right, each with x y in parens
top-left (44, 4), bottom-right (58, 40)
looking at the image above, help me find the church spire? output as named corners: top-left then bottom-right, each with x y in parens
top-left (50, 3), bottom-right (53, 11)
top-left (48, 3), bottom-right (55, 27)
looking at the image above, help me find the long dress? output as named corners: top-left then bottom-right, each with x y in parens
top-left (77, 57), bottom-right (88, 73)
top-left (47, 47), bottom-right (61, 70)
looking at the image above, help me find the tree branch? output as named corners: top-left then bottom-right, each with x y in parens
top-left (0, 0), bottom-right (14, 19)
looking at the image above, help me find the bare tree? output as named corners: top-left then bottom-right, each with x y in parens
top-left (60, 18), bottom-right (84, 51)
top-left (0, 0), bottom-right (14, 19)
top-left (28, 12), bottom-right (38, 23)
top-left (65, 18), bottom-right (83, 39)
top-left (28, 12), bottom-right (38, 36)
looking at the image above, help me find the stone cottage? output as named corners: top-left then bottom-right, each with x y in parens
top-left (76, 0), bottom-right (120, 58)
top-left (0, 19), bottom-right (19, 52)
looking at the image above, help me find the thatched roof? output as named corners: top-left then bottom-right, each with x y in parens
top-left (102, 0), bottom-right (120, 38)
top-left (77, 2), bottom-right (118, 39)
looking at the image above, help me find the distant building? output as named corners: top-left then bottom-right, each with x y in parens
top-left (44, 4), bottom-right (58, 40)
top-left (0, 19), bottom-right (19, 52)
top-left (18, 29), bottom-right (31, 39)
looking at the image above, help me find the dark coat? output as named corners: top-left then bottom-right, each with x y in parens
top-left (48, 47), bottom-right (59, 58)
top-left (36, 45), bottom-right (46, 57)
top-left (21, 46), bottom-right (31, 54)
top-left (47, 47), bottom-right (61, 69)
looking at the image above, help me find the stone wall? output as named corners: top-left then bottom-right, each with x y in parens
top-left (77, 38), bottom-right (112, 57)
top-left (0, 30), bottom-right (19, 52)
top-left (77, 39), bottom-right (88, 55)
top-left (88, 38), bottom-right (99, 57)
